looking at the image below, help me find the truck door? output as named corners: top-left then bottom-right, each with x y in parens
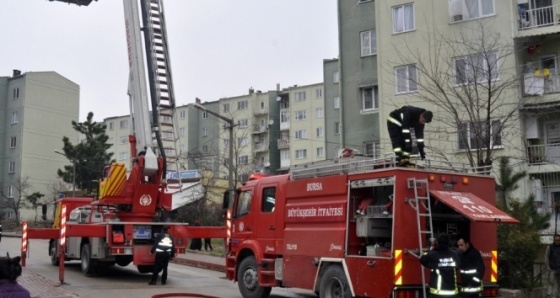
top-left (254, 183), bottom-right (279, 252)
top-left (231, 188), bottom-right (255, 245)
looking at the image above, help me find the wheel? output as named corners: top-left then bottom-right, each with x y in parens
top-left (319, 265), bottom-right (351, 298)
top-left (137, 265), bottom-right (154, 274)
top-left (237, 256), bottom-right (272, 298)
top-left (116, 256), bottom-right (132, 267)
top-left (81, 244), bottom-right (97, 275)
top-left (49, 240), bottom-right (59, 266)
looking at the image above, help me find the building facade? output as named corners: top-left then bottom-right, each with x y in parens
top-left (0, 70), bottom-right (79, 221)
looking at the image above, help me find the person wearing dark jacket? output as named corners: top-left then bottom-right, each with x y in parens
top-left (420, 234), bottom-right (460, 297)
top-left (387, 106), bottom-right (432, 164)
top-left (546, 234), bottom-right (560, 298)
top-left (149, 226), bottom-right (175, 285)
top-left (457, 236), bottom-right (485, 297)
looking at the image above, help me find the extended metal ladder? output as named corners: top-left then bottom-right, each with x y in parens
top-left (407, 177), bottom-right (434, 298)
top-left (140, 0), bottom-right (179, 171)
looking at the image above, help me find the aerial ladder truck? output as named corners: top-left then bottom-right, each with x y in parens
top-left (23, 0), bottom-right (226, 276)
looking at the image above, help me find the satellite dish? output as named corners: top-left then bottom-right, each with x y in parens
top-left (268, 119), bottom-right (274, 125)
top-left (276, 96), bottom-right (281, 101)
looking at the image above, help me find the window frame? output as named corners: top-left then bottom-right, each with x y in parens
top-left (294, 91), bottom-right (307, 102)
top-left (294, 110), bottom-right (307, 121)
top-left (395, 64), bottom-right (418, 94)
top-left (295, 149), bottom-right (307, 159)
top-left (316, 127), bottom-right (324, 138)
top-left (237, 100), bottom-right (248, 110)
top-left (223, 103), bottom-right (230, 113)
top-left (454, 51), bottom-right (499, 85)
top-left (360, 30), bottom-right (377, 56)
top-left (361, 86), bottom-right (378, 111)
top-left (295, 130), bottom-right (307, 140)
top-left (448, 0), bottom-right (495, 23)
top-left (334, 97), bottom-right (340, 109)
top-left (317, 147), bottom-right (325, 157)
top-left (10, 136), bottom-right (16, 148)
top-left (11, 111), bottom-right (18, 124)
top-left (458, 119), bottom-right (502, 150)
top-left (8, 161), bottom-right (16, 174)
top-left (392, 3), bottom-right (415, 33)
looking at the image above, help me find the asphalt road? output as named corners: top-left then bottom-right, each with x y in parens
top-left (0, 237), bottom-right (316, 298)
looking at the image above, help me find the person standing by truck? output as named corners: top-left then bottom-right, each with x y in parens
top-left (149, 226), bottom-right (175, 285)
top-left (420, 234), bottom-right (460, 297)
top-left (387, 106), bottom-right (432, 164)
top-left (457, 236), bottom-right (485, 298)
top-left (545, 234), bottom-right (560, 298)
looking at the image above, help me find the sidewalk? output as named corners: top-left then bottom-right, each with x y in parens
top-left (2, 232), bottom-right (225, 297)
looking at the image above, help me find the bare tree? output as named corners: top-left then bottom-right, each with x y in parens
top-left (25, 192), bottom-right (45, 224)
top-left (388, 20), bottom-right (521, 170)
top-left (0, 176), bottom-right (32, 226)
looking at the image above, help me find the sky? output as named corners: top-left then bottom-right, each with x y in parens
top-left (1, 0), bottom-right (339, 121)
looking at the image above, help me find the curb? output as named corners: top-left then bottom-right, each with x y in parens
top-left (171, 257), bottom-right (226, 273)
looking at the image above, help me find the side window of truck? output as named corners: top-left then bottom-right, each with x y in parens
top-left (262, 187), bottom-right (276, 213)
top-left (236, 191), bottom-right (252, 217)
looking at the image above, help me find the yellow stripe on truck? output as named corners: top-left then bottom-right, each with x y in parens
top-left (395, 249), bottom-right (403, 285)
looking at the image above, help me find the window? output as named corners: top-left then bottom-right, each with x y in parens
top-left (281, 150), bottom-right (290, 161)
top-left (335, 122), bottom-right (341, 135)
top-left (223, 103), bottom-right (230, 113)
top-left (295, 130), bottom-right (307, 139)
top-left (224, 138), bottom-right (230, 148)
top-left (162, 115), bottom-right (171, 122)
top-left (109, 122), bottom-right (114, 131)
top-left (179, 127), bottom-right (185, 136)
top-left (316, 108), bottom-right (324, 118)
top-left (238, 137), bottom-right (249, 146)
top-left (203, 128), bottom-right (208, 137)
top-left (119, 152), bottom-right (128, 160)
top-left (361, 86), bottom-right (378, 110)
top-left (13, 88), bottom-right (19, 99)
top-left (120, 136), bottom-right (128, 144)
top-left (7, 210), bottom-right (14, 219)
top-left (280, 110), bottom-right (289, 123)
top-left (294, 91), bottom-right (306, 102)
top-left (334, 71), bottom-right (340, 83)
top-left (107, 137), bottom-right (114, 145)
top-left (162, 131), bottom-right (173, 139)
top-left (238, 155), bottom-right (249, 164)
top-left (262, 187), bottom-right (276, 213)
top-left (120, 119), bottom-right (129, 129)
top-left (448, 0), bottom-right (494, 22)
top-left (7, 186), bottom-right (14, 198)
top-left (10, 136), bottom-right (16, 148)
top-left (202, 145), bottom-right (208, 153)
top-left (294, 110), bottom-right (307, 121)
top-left (317, 147), bottom-right (325, 157)
top-left (393, 3), bottom-right (415, 33)
top-left (334, 97), bottom-right (340, 109)
top-left (361, 30), bottom-right (377, 56)
top-left (458, 120), bottom-right (502, 150)
top-left (235, 190), bottom-right (252, 217)
top-left (295, 149), bottom-right (307, 159)
top-left (238, 119), bottom-right (249, 128)
top-left (11, 112), bottom-right (18, 124)
top-left (179, 110), bottom-right (186, 119)
top-left (237, 100), bottom-right (248, 110)
top-left (395, 64), bottom-right (418, 93)
top-left (316, 88), bottom-right (323, 98)
top-left (202, 111), bottom-right (208, 119)
top-left (8, 161), bottom-right (16, 173)
top-left (316, 127), bottom-right (324, 138)
top-left (454, 52), bottom-right (498, 84)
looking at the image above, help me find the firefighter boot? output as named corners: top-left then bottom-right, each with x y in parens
top-left (148, 280), bottom-right (156, 285)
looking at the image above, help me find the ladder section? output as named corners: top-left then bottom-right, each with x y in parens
top-left (407, 177), bottom-right (433, 298)
top-left (141, 0), bottom-right (179, 168)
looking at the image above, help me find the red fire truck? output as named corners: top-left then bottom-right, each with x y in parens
top-left (225, 156), bottom-right (518, 298)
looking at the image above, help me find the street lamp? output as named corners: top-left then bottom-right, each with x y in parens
top-left (193, 102), bottom-right (234, 202)
top-left (54, 150), bottom-right (76, 197)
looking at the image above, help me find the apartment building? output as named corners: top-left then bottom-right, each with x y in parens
top-left (338, 1), bottom-right (560, 234)
top-left (323, 58), bottom-right (342, 159)
top-left (0, 70), bottom-right (79, 221)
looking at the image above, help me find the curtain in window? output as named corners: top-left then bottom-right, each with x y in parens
top-left (393, 6), bottom-right (404, 32)
top-left (396, 67), bottom-right (407, 92)
top-left (466, 0), bottom-right (479, 19)
top-left (404, 4), bottom-right (414, 30)
top-left (408, 65), bottom-right (418, 91)
top-left (361, 32), bottom-right (370, 56)
top-left (363, 88), bottom-right (374, 109)
top-left (481, 0), bottom-right (494, 16)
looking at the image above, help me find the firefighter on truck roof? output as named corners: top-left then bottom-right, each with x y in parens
top-left (387, 105), bottom-right (432, 165)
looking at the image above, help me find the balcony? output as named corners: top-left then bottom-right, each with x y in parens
top-left (252, 124), bottom-right (267, 134)
top-left (278, 139), bottom-right (290, 149)
top-left (518, 4), bottom-right (560, 30)
top-left (523, 73), bottom-right (560, 96)
top-left (254, 142), bottom-right (267, 152)
top-left (527, 143), bottom-right (560, 165)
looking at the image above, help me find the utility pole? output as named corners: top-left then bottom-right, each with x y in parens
top-left (193, 102), bottom-right (235, 203)
top-left (54, 150), bottom-right (76, 197)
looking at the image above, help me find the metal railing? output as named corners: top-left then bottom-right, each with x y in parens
top-left (518, 4), bottom-right (560, 30)
top-left (527, 143), bottom-right (560, 165)
top-left (523, 73), bottom-right (560, 96)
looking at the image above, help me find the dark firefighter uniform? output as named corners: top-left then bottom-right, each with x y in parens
top-left (459, 245), bottom-right (485, 297)
top-left (149, 227), bottom-right (175, 285)
top-left (387, 106), bottom-right (429, 161)
top-left (420, 242), bottom-right (460, 297)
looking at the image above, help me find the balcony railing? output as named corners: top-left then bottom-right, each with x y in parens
top-left (518, 5), bottom-right (560, 30)
top-left (527, 143), bottom-right (560, 165)
top-left (278, 139), bottom-right (289, 149)
top-left (254, 142), bottom-right (267, 152)
top-left (252, 124), bottom-right (267, 134)
top-left (523, 73), bottom-right (560, 96)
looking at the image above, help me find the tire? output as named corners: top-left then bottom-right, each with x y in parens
top-left (319, 265), bottom-right (351, 298)
top-left (116, 256), bottom-right (132, 267)
top-left (137, 265), bottom-right (154, 274)
top-left (49, 240), bottom-right (59, 266)
top-left (81, 244), bottom-right (97, 275)
top-left (237, 256), bottom-right (272, 298)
